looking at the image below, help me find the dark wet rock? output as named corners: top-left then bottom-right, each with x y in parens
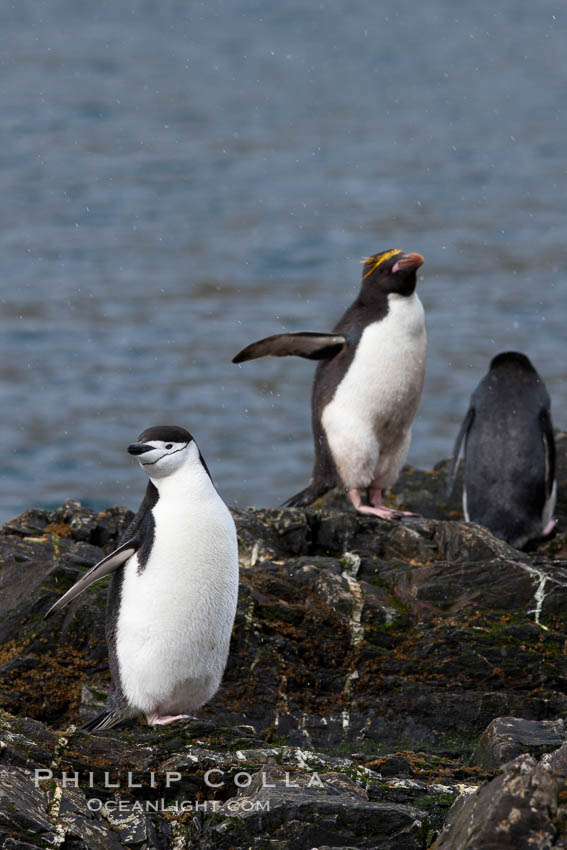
top-left (544, 742), bottom-right (567, 774)
top-left (1, 440), bottom-right (567, 847)
top-left (197, 762), bottom-right (429, 850)
top-left (471, 716), bottom-right (566, 771)
top-left (0, 711), bottom-right (456, 850)
top-left (432, 755), bottom-right (567, 849)
top-left (0, 759), bottom-right (168, 850)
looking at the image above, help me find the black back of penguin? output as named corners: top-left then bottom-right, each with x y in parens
top-left (449, 351), bottom-right (556, 549)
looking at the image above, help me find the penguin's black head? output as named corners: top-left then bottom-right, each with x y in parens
top-left (361, 249), bottom-right (424, 297)
top-left (128, 425), bottom-right (210, 480)
top-left (489, 351), bottom-right (536, 374)
top-left (133, 425), bottom-right (193, 446)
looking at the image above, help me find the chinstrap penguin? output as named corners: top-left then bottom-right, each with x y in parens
top-left (233, 249), bottom-right (427, 518)
top-left (446, 351), bottom-right (556, 549)
top-left (45, 425), bottom-right (239, 731)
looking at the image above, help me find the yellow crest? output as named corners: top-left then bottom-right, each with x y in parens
top-left (361, 249), bottom-right (402, 279)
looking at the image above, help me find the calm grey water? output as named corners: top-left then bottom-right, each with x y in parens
top-left (1, 0), bottom-right (565, 522)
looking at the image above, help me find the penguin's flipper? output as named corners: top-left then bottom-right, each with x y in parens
top-left (540, 408), bottom-right (556, 498)
top-left (233, 332), bottom-right (346, 363)
top-left (44, 539), bottom-right (138, 618)
top-left (446, 407), bottom-right (475, 498)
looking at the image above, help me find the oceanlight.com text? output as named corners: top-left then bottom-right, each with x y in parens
top-left (86, 798), bottom-right (271, 814)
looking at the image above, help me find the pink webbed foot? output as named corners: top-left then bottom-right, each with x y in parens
top-left (146, 712), bottom-right (196, 727)
top-left (348, 488), bottom-right (416, 519)
top-left (369, 487), bottom-right (416, 517)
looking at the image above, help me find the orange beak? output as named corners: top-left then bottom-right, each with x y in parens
top-left (392, 252), bottom-right (424, 273)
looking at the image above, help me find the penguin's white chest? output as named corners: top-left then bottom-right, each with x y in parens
top-left (115, 487), bottom-right (238, 715)
top-left (321, 293), bottom-right (427, 488)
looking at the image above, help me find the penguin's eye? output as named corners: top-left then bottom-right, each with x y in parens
top-left (165, 444), bottom-right (173, 450)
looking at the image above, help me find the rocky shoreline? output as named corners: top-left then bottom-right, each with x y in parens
top-left (1, 435), bottom-right (567, 848)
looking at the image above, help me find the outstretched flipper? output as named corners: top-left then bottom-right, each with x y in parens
top-left (44, 539), bottom-right (138, 619)
top-left (233, 331), bottom-right (346, 363)
top-left (446, 407), bottom-right (475, 498)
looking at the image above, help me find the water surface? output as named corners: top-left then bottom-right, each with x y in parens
top-left (1, 0), bottom-right (565, 521)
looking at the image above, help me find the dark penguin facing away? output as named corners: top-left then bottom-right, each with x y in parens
top-left (45, 425), bottom-right (239, 731)
top-left (447, 352), bottom-right (556, 549)
top-left (233, 249), bottom-right (427, 518)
